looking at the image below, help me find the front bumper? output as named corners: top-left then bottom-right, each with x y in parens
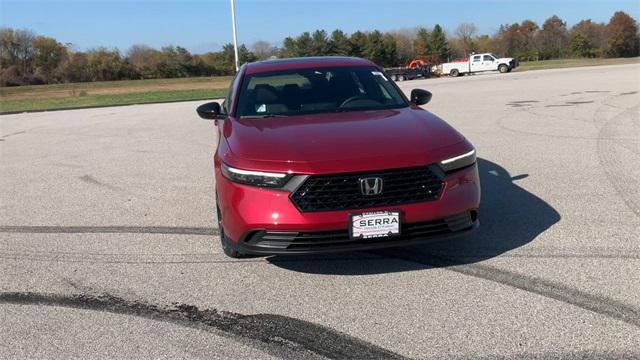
top-left (216, 163), bottom-right (481, 254)
top-left (227, 211), bottom-right (478, 255)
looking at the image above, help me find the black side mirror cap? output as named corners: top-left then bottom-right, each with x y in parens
top-left (410, 89), bottom-right (432, 106)
top-left (196, 102), bottom-right (225, 120)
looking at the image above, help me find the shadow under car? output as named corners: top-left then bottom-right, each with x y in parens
top-left (267, 158), bottom-right (561, 275)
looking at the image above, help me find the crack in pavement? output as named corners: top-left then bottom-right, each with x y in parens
top-left (376, 249), bottom-right (640, 328)
top-left (0, 130), bottom-right (27, 139)
top-left (0, 292), bottom-right (408, 360)
top-left (565, 101), bottom-right (594, 105)
top-left (78, 175), bottom-right (122, 191)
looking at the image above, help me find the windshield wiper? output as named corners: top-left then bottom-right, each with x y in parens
top-left (241, 114), bottom-right (289, 119)
top-left (333, 108), bottom-right (357, 113)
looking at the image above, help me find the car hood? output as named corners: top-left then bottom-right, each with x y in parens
top-left (221, 107), bottom-right (468, 173)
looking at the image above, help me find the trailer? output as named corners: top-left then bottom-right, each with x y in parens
top-left (384, 59), bottom-right (431, 81)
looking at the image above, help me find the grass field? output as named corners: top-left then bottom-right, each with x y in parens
top-left (0, 77), bottom-right (232, 114)
top-left (0, 76), bottom-right (232, 99)
top-left (514, 57), bottom-right (639, 72)
top-left (0, 88), bottom-right (228, 113)
top-left (1, 58), bottom-right (638, 114)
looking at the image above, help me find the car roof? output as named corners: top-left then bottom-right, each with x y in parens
top-left (243, 56), bottom-right (376, 75)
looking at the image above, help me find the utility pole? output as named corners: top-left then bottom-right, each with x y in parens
top-left (230, 0), bottom-right (240, 72)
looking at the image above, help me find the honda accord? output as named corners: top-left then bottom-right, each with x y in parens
top-left (196, 57), bottom-right (480, 258)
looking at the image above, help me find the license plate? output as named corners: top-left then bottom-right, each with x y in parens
top-left (350, 210), bottom-right (401, 239)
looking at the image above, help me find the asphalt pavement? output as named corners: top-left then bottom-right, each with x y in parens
top-left (1, 64), bottom-right (639, 359)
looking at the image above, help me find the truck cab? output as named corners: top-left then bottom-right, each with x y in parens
top-left (439, 53), bottom-right (518, 77)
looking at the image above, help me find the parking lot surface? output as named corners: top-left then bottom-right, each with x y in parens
top-left (1, 64), bottom-right (639, 359)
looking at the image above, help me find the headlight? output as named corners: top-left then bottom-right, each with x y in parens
top-left (439, 149), bottom-right (476, 173)
top-left (221, 162), bottom-right (291, 187)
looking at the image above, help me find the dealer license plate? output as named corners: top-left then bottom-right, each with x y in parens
top-left (350, 210), bottom-right (401, 239)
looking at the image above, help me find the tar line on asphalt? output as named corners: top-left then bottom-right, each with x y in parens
top-left (0, 292), bottom-right (408, 360)
top-left (0, 226), bottom-right (218, 236)
top-left (377, 249), bottom-right (640, 328)
top-left (4, 226), bottom-right (639, 328)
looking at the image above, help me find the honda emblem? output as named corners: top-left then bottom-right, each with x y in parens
top-left (359, 177), bottom-right (383, 195)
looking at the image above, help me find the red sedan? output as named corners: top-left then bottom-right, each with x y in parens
top-left (196, 57), bottom-right (480, 257)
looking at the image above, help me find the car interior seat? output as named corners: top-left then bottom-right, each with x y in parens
top-left (253, 84), bottom-right (289, 114)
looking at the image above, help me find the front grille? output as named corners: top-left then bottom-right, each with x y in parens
top-left (290, 166), bottom-right (444, 212)
top-left (244, 211), bottom-right (475, 251)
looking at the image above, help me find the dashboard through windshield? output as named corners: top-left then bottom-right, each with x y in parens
top-left (235, 66), bottom-right (408, 117)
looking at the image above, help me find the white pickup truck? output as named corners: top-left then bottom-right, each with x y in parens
top-left (438, 53), bottom-right (518, 77)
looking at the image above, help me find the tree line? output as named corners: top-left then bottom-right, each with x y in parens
top-left (1, 11), bottom-right (638, 86)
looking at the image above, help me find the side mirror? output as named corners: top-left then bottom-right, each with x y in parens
top-left (410, 89), bottom-right (432, 106)
top-left (196, 102), bottom-right (225, 120)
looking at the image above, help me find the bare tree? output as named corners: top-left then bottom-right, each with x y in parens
top-left (388, 28), bottom-right (416, 64)
top-left (127, 44), bottom-right (162, 78)
top-left (455, 23), bottom-right (477, 55)
top-left (251, 40), bottom-right (276, 60)
top-left (0, 28), bottom-right (18, 65)
top-left (127, 45), bottom-right (152, 67)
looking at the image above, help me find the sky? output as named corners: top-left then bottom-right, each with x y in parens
top-left (1, 0), bottom-right (639, 53)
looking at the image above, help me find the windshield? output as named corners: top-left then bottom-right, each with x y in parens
top-left (235, 66), bottom-right (407, 117)
top-left (490, 53), bottom-right (501, 59)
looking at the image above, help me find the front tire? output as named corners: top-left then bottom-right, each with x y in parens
top-left (499, 64), bottom-right (509, 73)
top-left (217, 200), bottom-right (244, 258)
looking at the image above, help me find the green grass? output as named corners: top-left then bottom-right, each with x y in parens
top-left (0, 76), bottom-right (232, 97)
top-left (515, 57), bottom-right (639, 72)
top-left (0, 88), bottom-right (227, 113)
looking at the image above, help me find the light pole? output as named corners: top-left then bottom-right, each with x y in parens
top-left (230, 0), bottom-right (240, 72)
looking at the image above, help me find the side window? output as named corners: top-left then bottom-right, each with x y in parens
top-left (483, 55), bottom-right (494, 62)
top-left (473, 56), bottom-right (481, 62)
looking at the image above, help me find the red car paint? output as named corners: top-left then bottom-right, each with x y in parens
top-left (206, 57), bottom-right (480, 256)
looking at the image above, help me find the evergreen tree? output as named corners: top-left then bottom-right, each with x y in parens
top-left (429, 24), bottom-right (451, 61)
top-left (364, 30), bottom-right (385, 65)
top-left (295, 32), bottom-right (313, 56)
top-left (329, 29), bottom-right (351, 55)
top-left (310, 30), bottom-right (330, 56)
top-left (381, 33), bottom-right (398, 66)
top-left (281, 37), bottom-right (298, 58)
top-left (221, 43), bottom-right (256, 73)
top-left (349, 31), bottom-right (368, 58)
top-left (414, 27), bottom-right (430, 58)
top-left (570, 32), bottom-right (593, 57)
